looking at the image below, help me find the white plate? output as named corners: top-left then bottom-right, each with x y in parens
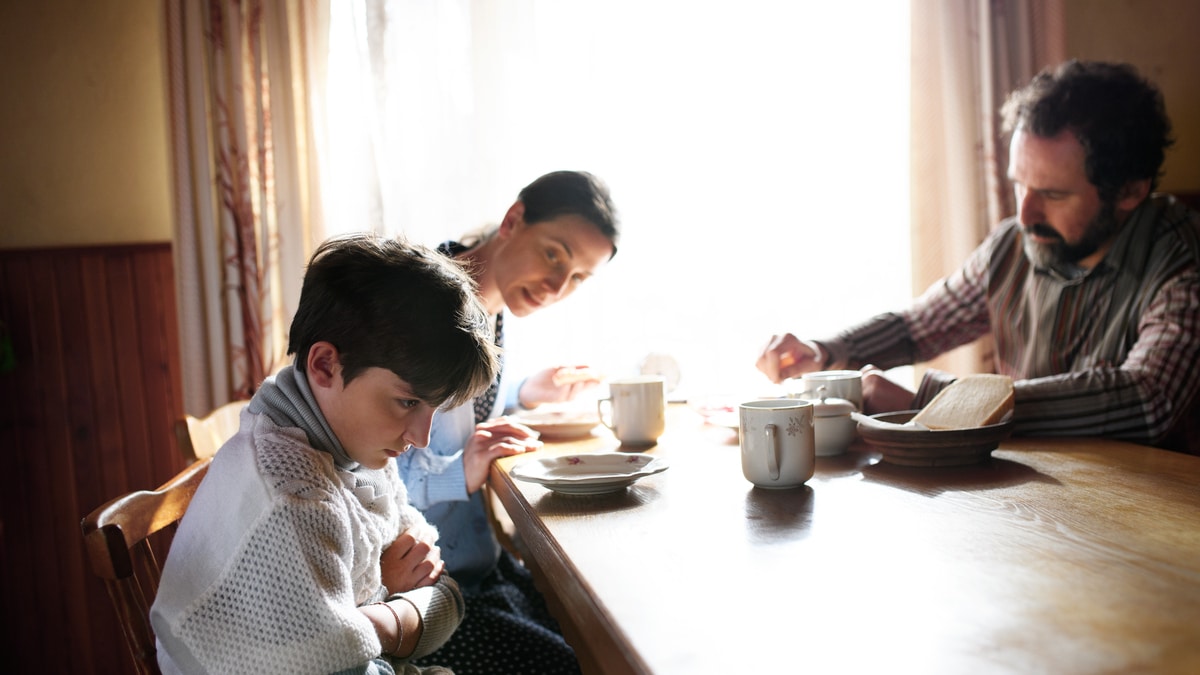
top-left (512, 410), bottom-right (601, 440)
top-left (510, 453), bottom-right (669, 495)
top-left (707, 411), bottom-right (740, 430)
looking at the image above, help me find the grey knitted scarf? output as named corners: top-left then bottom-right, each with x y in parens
top-left (248, 365), bottom-right (395, 496)
top-left (248, 364), bottom-right (355, 468)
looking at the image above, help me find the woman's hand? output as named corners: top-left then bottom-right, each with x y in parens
top-left (381, 530), bottom-right (443, 593)
top-left (463, 417), bottom-right (542, 493)
top-left (756, 334), bottom-right (825, 383)
top-left (518, 365), bottom-right (602, 408)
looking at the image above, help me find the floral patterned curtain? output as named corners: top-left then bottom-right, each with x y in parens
top-left (166, 0), bottom-right (329, 415)
top-left (909, 0), bottom-right (1066, 378)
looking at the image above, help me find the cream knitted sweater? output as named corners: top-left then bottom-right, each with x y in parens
top-left (151, 411), bottom-right (461, 674)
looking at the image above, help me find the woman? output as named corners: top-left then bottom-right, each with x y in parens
top-left (399, 170), bottom-right (619, 674)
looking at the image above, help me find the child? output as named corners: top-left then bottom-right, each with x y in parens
top-left (151, 233), bottom-right (499, 674)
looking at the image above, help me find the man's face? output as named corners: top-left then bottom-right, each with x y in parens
top-left (1007, 128), bottom-right (1118, 269)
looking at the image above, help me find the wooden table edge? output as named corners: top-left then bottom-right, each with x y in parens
top-left (489, 461), bottom-right (653, 675)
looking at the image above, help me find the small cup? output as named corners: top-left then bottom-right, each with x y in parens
top-left (797, 370), bottom-right (863, 410)
top-left (598, 376), bottom-right (667, 446)
top-left (739, 399), bottom-right (815, 489)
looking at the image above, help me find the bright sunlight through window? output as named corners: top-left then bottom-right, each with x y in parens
top-left (324, 0), bottom-right (912, 401)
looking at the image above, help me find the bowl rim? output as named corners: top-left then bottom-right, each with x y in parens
top-left (858, 409), bottom-right (1014, 435)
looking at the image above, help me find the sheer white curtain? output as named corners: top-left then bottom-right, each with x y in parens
top-left (323, 0), bottom-right (911, 399)
top-left (168, 0), bottom-right (329, 415)
top-left (909, 0), bottom-right (1065, 380)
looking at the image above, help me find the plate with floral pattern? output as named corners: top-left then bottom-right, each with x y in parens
top-left (510, 453), bottom-right (669, 495)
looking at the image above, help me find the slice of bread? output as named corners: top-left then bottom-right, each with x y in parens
top-left (551, 367), bottom-right (601, 386)
top-left (912, 374), bottom-right (1014, 430)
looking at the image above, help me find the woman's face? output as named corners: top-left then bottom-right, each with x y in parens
top-left (493, 212), bottom-right (614, 317)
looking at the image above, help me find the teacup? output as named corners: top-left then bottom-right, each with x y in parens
top-left (796, 370), bottom-right (863, 410)
top-left (739, 399), bottom-right (815, 489)
top-left (598, 376), bottom-right (667, 446)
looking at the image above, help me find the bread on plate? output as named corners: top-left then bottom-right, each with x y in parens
top-left (912, 374), bottom-right (1014, 430)
top-left (551, 366), bottom-right (601, 386)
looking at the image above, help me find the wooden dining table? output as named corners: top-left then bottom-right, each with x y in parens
top-left (489, 403), bottom-right (1200, 674)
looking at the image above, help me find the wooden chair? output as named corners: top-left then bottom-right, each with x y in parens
top-left (174, 400), bottom-right (247, 463)
top-left (80, 457), bottom-right (211, 675)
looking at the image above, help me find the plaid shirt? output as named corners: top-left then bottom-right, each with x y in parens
top-left (822, 194), bottom-right (1200, 453)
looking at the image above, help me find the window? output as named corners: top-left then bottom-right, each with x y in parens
top-left (325, 0), bottom-right (912, 398)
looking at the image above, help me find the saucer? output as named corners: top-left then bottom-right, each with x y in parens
top-left (706, 411), bottom-right (740, 431)
top-left (512, 410), bottom-right (601, 440)
top-left (510, 453), bottom-right (669, 495)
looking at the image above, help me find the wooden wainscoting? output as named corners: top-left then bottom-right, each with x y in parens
top-left (0, 243), bottom-right (186, 674)
top-left (1176, 190), bottom-right (1200, 211)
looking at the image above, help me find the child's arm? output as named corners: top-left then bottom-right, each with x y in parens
top-left (381, 529), bottom-right (443, 592)
top-left (364, 576), bottom-right (465, 660)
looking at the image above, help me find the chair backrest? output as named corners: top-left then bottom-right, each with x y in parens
top-left (80, 458), bottom-right (212, 675)
top-left (174, 400), bottom-right (247, 462)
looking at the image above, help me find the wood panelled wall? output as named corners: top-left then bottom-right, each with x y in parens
top-left (0, 243), bottom-right (186, 674)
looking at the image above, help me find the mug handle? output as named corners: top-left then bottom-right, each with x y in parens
top-left (765, 423), bottom-right (780, 480)
top-left (597, 398), bottom-right (614, 431)
top-left (795, 386), bottom-right (824, 400)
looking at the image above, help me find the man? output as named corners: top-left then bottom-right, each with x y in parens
top-left (757, 60), bottom-right (1200, 453)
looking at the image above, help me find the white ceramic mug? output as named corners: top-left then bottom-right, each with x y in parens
top-left (797, 370), bottom-right (863, 410)
top-left (598, 376), bottom-right (667, 445)
top-left (739, 399), bottom-right (815, 489)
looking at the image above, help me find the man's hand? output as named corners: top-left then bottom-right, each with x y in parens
top-left (517, 365), bottom-right (602, 408)
top-left (756, 334), bottom-right (824, 383)
top-left (463, 417), bottom-right (542, 494)
top-left (381, 530), bottom-right (443, 593)
top-left (860, 365), bottom-right (916, 415)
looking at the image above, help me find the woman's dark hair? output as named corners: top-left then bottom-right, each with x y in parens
top-left (288, 233), bottom-right (499, 408)
top-left (1001, 60), bottom-right (1174, 203)
top-left (518, 170), bottom-right (621, 258)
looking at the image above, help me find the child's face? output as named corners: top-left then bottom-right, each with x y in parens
top-left (317, 363), bottom-right (437, 470)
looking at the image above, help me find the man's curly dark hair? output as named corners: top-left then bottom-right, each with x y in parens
top-left (1001, 60), bottom-right (1174, 204)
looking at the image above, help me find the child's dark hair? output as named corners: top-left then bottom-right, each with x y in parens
top-left (288, 233), bottom-right (499, 408)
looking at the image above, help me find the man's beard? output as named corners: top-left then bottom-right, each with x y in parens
top-left (1023, 202), bottom-right (1120, 268)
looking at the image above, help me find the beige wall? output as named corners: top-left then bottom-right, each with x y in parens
top-left (0, 1), bottom-right (1196, 249)
top-left (1064, 0), bottom-right (1200, 192)
top-left (0, 0), bottom-right (172, 248)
